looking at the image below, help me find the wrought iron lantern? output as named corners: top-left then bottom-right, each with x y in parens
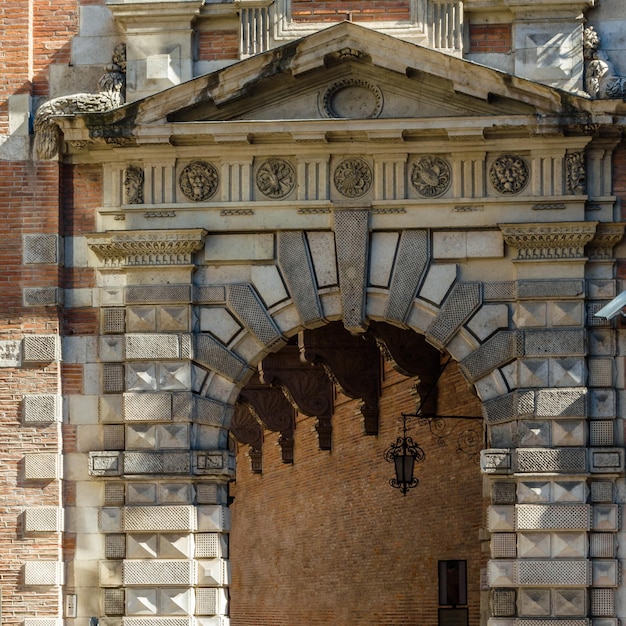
top-left (384, 413), bottom-right (425, 495)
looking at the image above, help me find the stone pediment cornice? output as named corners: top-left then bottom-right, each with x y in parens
top-left (86, 229), bottom-right (207, 267)
top-left (499, 222), bottom-right (598, 260)
top-left (63, 22), bottom-right (592, 134)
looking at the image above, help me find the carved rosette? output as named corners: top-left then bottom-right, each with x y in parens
top-left (410, 156), bottom-right (451, 198)
top-left (86, 229), bottom-right (207, 267)
top-left (489, 154), bottom-right (530, 195)
top-left (499, 223), bottom-right (598, 260)
top-left (179, 161), bottom-right (219, 202)
top-left (333, 157), bottom-right (373, 198)
top-left (256, 158), bottom-right (296, 198)
top-left (322, 79), bottom-right (383, 119)
top-left (587, 223), bottom-right (625, 259)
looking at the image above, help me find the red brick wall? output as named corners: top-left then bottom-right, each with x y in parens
top-left (292, 0), bottom-right (411, 23)
top-left (0, 161), bottom-right (63, 623)
top-left (229, 357), bottom-right (486, 625)
top-left (0, 0), bottom-right (79, 618)
top-left (198, 30), bottom-right (240, 61)
top-left (468, 23), bottom-right (512, 54)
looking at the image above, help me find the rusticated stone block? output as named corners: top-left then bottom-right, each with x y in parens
top-left (491, 589), bottom-right (516, 617)
top-left (23, 234), bottom-right (60, 264)
top-left (592, 560), bottom-right (619, 587)
top-left (592, 505), bottom-right (620, 531)
top-left (590, 481), bottom-right (613, 503)
top-left (491, 533), bottom-right (517, 558)
top-left (553, 588), bottom-right (587, 617)
top-left (24, 453), bottom-right (62, 480)
top-left (226, 283), bottom-right (283, 349)
top-left (517, 279), bottom-right (584, 299)
top-left (384, 229), bottom-right (429, 323)
top-left (515, 448), bottom-right (586, 473)
top-left (197, 505), bottom-right (231, 532)
top-left (99, 508), bottom-right (123, 533)
top-left (524, 329), bottom-right (585, 356)
top-left (125, 334), bottom-right (182, 360)
top-left (426, 282), bottom-right (481, 348)
top-left (124, 393), bottom-right (172, 421)
top-left (102, 308), bottom-right (126, 334)
top-left (89, 452), bottom-right (121, 477)
top-left (105, 534), bottom-right (126, 559)
top-left (24, 507), bottom-right (63, 533)
top-left (103, 363), bottom-right (125, 394)
top-left (195, 533), bottom-right (228, 559)
top-left (535, 388), bottom-right (586, 418)
top-left (23, 561), bottom-right (64, 586)
top-left (104, 483), bottom-right (125, 506)
top-left (492, 482), bottom-right (516, 504)
top-left (591, 588), bottom-right (615, 617)
top-left (23, 287), bottom-right (63, 307)
top-left (126, 284), bottom-right (191, 304)
top-left (588, 389), bottom-right (615, 419)
top-left (517, 560), bottom-right (591, 586)
top-left (99, 560), bottom-right (123, 587)
top-left (461, 331), bottom-right (523, 383)
top-left (590, 533), bottom-right (615, 558)
top-left (104, 588), bottom-right (125, 616)
top-left (22, 394), bottom-right (60, 423)
top-left (22, 335), bottom-right (60, 363)
top-left (197, 558), bottom-right (229, 586)
top-left (481, 449), bottom-right (511, 474)
top-left (518, 587), bottom-right (550, 616)
top-left (193, 334), bottom-right (251, 383)
top-left (123, 505), bottom-right (195, 532)
top-left (122, 560), bottom-right (194, 586)
top-left (590, 449), bottom-right (624, 473)
top-left (515, 504), bottom-right (591, 531)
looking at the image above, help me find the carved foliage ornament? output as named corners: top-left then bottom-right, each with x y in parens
top-left (256, 158), bottom-right (296, 198)
top-left (333, 157), bottom-right (373, 198)
top-left (565, 152), bottom-right (586, 195)
top-left (179, 161), bottom-right (219, 202)
top-left (410, 156), bottom-right (451, 198)
top-left (34, 43), bottom-right (126, 159)
top-left (489, 154), bottom-right (530, 195)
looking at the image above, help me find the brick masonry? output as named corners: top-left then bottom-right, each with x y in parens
top-left (229, 359), bottom-right (486, 625)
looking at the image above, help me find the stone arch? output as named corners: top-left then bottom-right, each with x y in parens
top-left (86, 217), bottom-right (621, 624)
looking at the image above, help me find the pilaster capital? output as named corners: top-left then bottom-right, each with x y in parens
top-left (499, 222), bottom-right (597, 260)
top-left (86, 229), bottom-right (207, 267)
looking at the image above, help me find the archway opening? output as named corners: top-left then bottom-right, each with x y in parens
top-left (228, 322), bottom-right (488, 626)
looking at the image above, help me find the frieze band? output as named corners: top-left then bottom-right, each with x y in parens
top-left (112, 153), bottom-right (593, 205)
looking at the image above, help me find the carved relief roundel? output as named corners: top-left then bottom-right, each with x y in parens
top-left (322, 79), bottom-right (384, 119)
top-left (179, 161), bottom-right (219, 202)
top-left (256, 158), bottom-right (296, 198)
top-left (489, 154), bottom-right (530, 195)
top-left (410, 156), bottom-right (451, 198)
top-left (333, 157), bottom-right (373, 198)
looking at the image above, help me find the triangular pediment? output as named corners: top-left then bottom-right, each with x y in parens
top-left (114, 21), bottom-right (589, 127)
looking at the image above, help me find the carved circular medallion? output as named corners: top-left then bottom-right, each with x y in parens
top-left (410, 156), bottom-right (451, 198)
top-left (333, 157), bottom-right (373, 198)
top-left (256, 158), bottom-right (296, 199)
top-left (322, 79), bottom-right (383, 119)
top-left (489, 154), bottom-right (530, 195)
top-left (179, 161), bottom-right (219, 202)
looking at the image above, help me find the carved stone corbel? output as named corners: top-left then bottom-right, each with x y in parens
top-left (238, 373), bottom-right (296, 464)
top-left (368, 321), bottom-right (440, 416)
top-left (259, 345), bottom-right (334, 451)
top-left (299, 322), bottom-right (380, 435)
top-left (231, 404), bottom-right (264, 474)
top-left (587, 223), bottom-right (626, 260)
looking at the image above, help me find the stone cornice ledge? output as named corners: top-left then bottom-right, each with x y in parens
top-left (86, 229), bottom-right (208, 267)
top-left (499, 222), bottom-right (597, 260)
